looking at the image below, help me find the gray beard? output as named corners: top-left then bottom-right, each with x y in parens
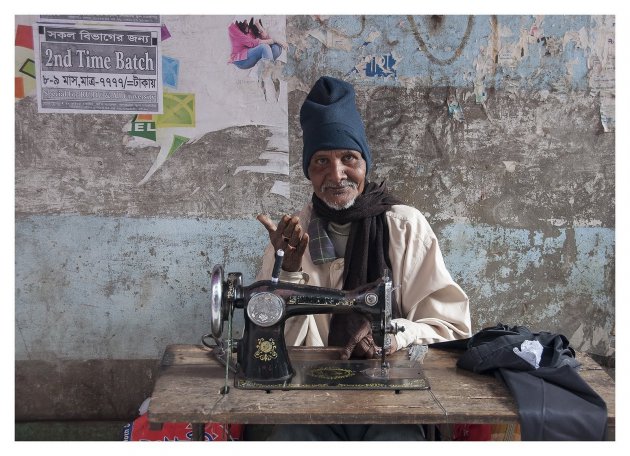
top-left (322, 196), bottom-right (356, 211)
top-left (320, 179), bottom-right (358, 210)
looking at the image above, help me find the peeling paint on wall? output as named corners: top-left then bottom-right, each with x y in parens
top-left (233, 126), bottom-right (289, 179)
top-left (15, 97), bottom-right (295, 218)
top-left (285, 15), bottom-right (614, 357)
top-left (446, 93), bottom-right (465, 122)
top-left (132, 15), bottom-right (290, 187)
top-left (587, 16), bottom-right (615, 132)
top-left (307, 28), bottom-right (353, 50)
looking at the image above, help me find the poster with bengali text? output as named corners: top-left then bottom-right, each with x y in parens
top-left (39, 15), bottom-right (161, 26)
top-left (33, 24), bottom-right (162, 114)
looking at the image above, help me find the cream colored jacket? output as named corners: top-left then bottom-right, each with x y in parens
top-left (256, 203), bottom-right (472, 349)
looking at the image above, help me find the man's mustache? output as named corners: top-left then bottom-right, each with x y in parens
top-left (320, 179), bottom-right (358, 192)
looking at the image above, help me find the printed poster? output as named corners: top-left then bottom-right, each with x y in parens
top-left (33, 23), bottom-right (162, 113)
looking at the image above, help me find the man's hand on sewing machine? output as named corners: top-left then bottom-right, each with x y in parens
top-left (343, 333), bottom-right (400, 359)
top-left (331, 314), bottom-right (400, 359)
top-left (328, 313), bottom-right (378, 360)
top-left (257, 214), bottom-right (309, 272)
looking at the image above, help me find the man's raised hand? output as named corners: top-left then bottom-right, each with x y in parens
top-left (257, 214), bottom-right (309, 272)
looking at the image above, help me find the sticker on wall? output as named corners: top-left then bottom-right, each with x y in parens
top-left (366, 53), bottom-right (397, 78)
top-left (19, 58), bottom-right (37, 79)
top-left (155, 93), bottom-right (195, 128)
top-left (15, 28), bottom-right (37, 100)
top-left (15, 24), bottom-right (34, 49)
top-left (15, 77), bottom-right (25, 99)
top-left (162, 56), bottom-right (179, 89)
top-left (129, 115), bottom-right (157, 141)
top-left (228, 17), bottom-right (287, 71)
top-left (227, 17), bottom-right (288, 103)
top-left (349, 53), bottom-right (398, 79)
top-left (167, 135), bottom-right (189, 158)
top-left (161, 24), bottom-right (171, 41)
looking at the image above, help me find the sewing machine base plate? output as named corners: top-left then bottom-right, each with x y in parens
top-left (234, 359), bottom-right (430, 390)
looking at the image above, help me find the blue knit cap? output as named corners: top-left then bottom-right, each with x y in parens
top-left (299, 76), bottom-right (371, 179)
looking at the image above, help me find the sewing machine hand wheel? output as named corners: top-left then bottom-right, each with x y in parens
top-left (210, 264), bottom-right (244, 339)
top-left (210, 264), bottom-right (227, 338)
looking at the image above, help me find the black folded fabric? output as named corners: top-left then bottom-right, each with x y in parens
top-left (430, 323), bottom-right (608, 440)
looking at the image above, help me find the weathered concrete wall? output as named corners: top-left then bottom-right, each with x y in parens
top-left (15, 15), bottom-right (614, 420)
top-left (285, 15), bottom-right (615, 357)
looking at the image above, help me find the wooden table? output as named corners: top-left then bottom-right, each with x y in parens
top-left (148, 344), bottom-right (615, 440)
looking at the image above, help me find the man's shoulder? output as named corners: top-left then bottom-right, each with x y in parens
top-left (386, 204), bottom-right (427, 222)
top-left (386, 205), bottom-right (435, 241)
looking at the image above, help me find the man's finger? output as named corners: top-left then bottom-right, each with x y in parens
top-left (296, 232), bottom-right (309, 255)
top-left (282, 215), bottom-right (300, 239)
top-left (365, 342), bottom-right (376, 359)
top-left (276, 214), bottom-right (292, 236)
top-left (287, 222), bottom-right (303, 248)
top-left (343, 335), bottom-right (377, 360)
top-left (357, 337), bottom-right (376, 359)
top-left (340, 341), bottom-right (356, 360)
top-left (256, 214), bottom-right (277, 234)
top-left (340, 327), bottom-right (369, 360)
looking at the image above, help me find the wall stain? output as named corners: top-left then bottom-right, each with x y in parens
top-left (429, 15), bottom-right (444, 34)
top-left (407, 15), bottom-right (475, 65)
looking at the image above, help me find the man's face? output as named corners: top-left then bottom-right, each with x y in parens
top-left (308, 149), bottom-right (366, 210)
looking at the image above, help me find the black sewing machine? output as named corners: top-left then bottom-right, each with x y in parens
top-left (205, 250), bottom-right (429, 391)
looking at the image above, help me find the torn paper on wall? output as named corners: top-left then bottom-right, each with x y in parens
top-left (447, 95), bottom-right (465, 122)
top-left (352, 52), bottom-right (399, 79)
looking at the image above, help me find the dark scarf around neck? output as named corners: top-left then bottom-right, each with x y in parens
top-left (312, 180), bottom-right (402, 321)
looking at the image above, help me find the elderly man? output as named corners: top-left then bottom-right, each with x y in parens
top-left (256, 76), bottom-right (471, 440)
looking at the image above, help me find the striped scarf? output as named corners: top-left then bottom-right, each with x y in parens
top-left (308, 181), bottom-right (402, 321)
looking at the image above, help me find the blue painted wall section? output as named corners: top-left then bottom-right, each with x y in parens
top-left (16, 216), bottom-right (266, 359)
top-left (289, 15), bottom-right (607, 89)
top-left (15, 215), bottom-right (614, 359)
top-left (440, 224), bottom-right (614, 350)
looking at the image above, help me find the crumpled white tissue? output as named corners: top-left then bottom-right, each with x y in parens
top-left (513, 339), bottom-right (543, 368)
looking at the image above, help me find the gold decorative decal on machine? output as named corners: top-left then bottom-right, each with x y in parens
top-left (254, 338), bottom-right (277, 362)
top-left (308, 366), bottom-right (354, 380)
top-left (286, 296), bottom-right (356, 307)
